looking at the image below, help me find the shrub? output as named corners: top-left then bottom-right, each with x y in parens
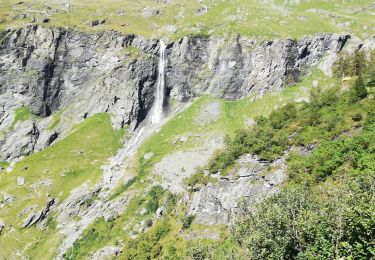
top-left (181, 214), bottom-right (195, 230)
top-left (145, 185), bottom-right (165, 214)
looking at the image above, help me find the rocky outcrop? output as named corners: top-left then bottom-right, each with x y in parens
top-left (21, 198), bottom-right (55, 228)
top-left (167, 33), bottom-right (349, 100)
top-left (92, 246), bottom-right (122, 260)
top-left (189, 154), bottom-right (287, 225)
top-left (0, 219), bottom-right (5, 235)
top-left (0, 26), bottom-right (349, 161)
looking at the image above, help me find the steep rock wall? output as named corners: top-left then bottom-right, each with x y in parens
top-left (0, 26), bottom-right (349, 160)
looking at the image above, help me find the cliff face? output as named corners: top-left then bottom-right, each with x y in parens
top-left (0, 26), bottom-right (349, 160)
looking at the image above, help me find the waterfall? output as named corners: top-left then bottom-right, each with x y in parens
top-left (151, 40), bottom-right (166, 124)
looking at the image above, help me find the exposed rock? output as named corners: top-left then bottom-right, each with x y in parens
top-left (92, 246), bottom-right (122, 260)
top-left (0, 120), bottom-right (39, 161)
top-left (156, 206), bottom-right (164, 218)
top-left (189, 155), bottom-right (287, 225)
top-left (163, 25), bottom-right (176, 33)
top-left (17, 176), bottom-right (25, 185)
top-left (193, 183), bottom-right (204, 191)
top-left (0, 26), bottom-right (160, 160)
top-left (21, 198), bottom-right (55, 228)
top-left (196, 6), bottom-right (209, 16)
top-left (2, 192), bottom-right (16, 204)
top-left (142, 8), bottom-right (159, 17)
top-left (0, 26), bottom-right (358, 161)
top-left (91, 19), bottom-right (105, 27)
top-left (153, 133), bottom-right (224, 193)
top-left (194, 101), bottom-right (221, 125)
top-left (0, 219), bottom-right (5, 234)
top-left (144, 152), bottom-right (154, 160)
top-left (179, 135), bottom-right (188, 142)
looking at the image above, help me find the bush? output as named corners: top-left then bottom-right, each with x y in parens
top-left (181, 214), bottom-right (195, 230)
top-left (145, 185), bottom-right (165, 214)
top-left (190, 244), bottom-right (211, 260)
top-left (122, 218), bottom-right (171, 259)
top-left (233, 175), bottom-right (375, 259)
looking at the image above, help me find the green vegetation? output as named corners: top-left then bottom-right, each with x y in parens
top-left (121, 218), bottom-right (171, 259)
top-left (9, 106), bottom-right (31, 131)
top-left (0, 0), bottom-right (373, 39)
top-left (138, 68), bottom-right (333, 175)
top-left (0, 160), bottom-right (9, 170)
top-left (145, 185), bottom-right (165, 214)
top-left (233, 112), bottom-right (375, 258)
top-left (48, 110), bottom-right (63, 130)
top-left (181, 214), bottom-right (195, 230)
top-left (206, 57), bottom-right (375, 258)
top-left (206, 71), bottom-right (371, 175)
top-left (333, 49), bottom-right (375, 84)
top-left (350, 74), bottom-right (368, 103)
top-left (234, 173), bottom-right (374, 259)
top-left (0, 113), bottom-right (124, 258)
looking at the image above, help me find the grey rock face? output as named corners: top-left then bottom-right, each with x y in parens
top-left (92, 246), bottom-right (122, 260)
top-left (17, 176), bottom-right (25, 185)
top-left (0, 26), bottom-right (350, 161)
top-left (0, 219), bottom-right (5, 234)
top-left (189, 154), bottom-right (287, 225)
top-left (167, 33), bottom-right (350, 100)
top-left (21, 198), bottom-right (55, 228)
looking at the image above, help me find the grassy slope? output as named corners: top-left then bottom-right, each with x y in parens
top-left (0, 113), bottom-right (124, 258)
top-left (70, 66), bottom-right (374, 259)
top-left (137, 68), bottom-right (335, 168)
top-left (65, 68), bottom-right (337, 258)
top-left (0, 0), bottom-right (373, 39)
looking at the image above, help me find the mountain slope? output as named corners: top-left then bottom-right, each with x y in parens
top-left (0, 1), bottom-right (374, 259)
top-left (0, 0), bottom-right (374, 39)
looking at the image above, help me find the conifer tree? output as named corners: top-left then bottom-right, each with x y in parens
top-left (350, 74), bottom-right (367, 102)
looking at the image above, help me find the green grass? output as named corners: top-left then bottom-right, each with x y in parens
top-left (48, 110), bottom-right (63, 130)
top-left (9, 106), bottom-right (31, 131)
top-left (0, 113), bottom-right (124, 259)
top-left (137, 68), bottom-right (336, 169)
top-left (0, 0), bottom-right (373, 39)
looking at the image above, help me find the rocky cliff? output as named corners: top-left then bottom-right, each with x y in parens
top-left (0, 25), bottom-right (349, 161)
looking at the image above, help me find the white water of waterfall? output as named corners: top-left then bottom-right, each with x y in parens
top-left (151, 40), bottom-right (166, 124)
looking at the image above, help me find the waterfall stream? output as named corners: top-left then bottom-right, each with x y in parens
top-left (151, 40), bottom-right (166, 124)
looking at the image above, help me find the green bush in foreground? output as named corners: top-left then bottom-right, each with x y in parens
top-left (233, 173), bottom-right (374, 259)
top-left (230, 73), bottom-right (375, 259)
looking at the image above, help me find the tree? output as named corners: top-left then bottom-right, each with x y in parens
top-left (349, 74), bottom-right (367, 103)
top-left (352, 51), bottom-right (366, 76)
